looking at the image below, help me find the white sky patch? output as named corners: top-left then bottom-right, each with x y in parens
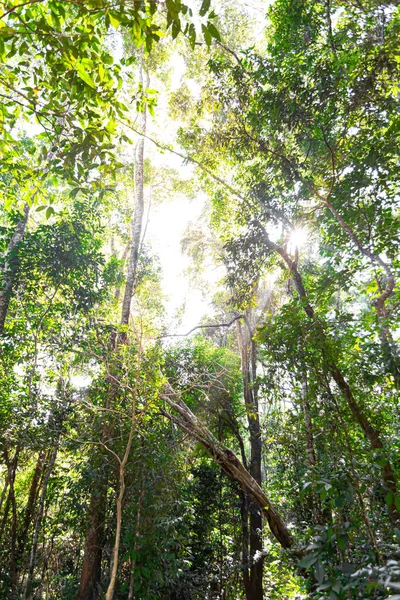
top-left (147, 192), bottom-right (213, 332)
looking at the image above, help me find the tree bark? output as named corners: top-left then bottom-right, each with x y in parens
top-left (300, 380), bottom-right (325, 524)
top-left (120, 57), bottom-right (148, 335)
top-left (15, 450), bottom-right (46, 572)
top-left (128, 483), bottom-right (145, 600)
top-left (105, 383), bottom-right (138, 600)
top-left (236, 318), bottom-right (264, 600)
top-left (0, 203), bottom-right (30, 334)
top-left (78, 483), bottom-right (108, 600)
top-left (24, 439), bottom-right (59, 599)
top-left (301, 382), bottom-right (317, 469)
top-left (3, 445), bottom-right (20, 597)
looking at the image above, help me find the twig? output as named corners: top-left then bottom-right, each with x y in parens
top-left (158, 315), bottom-right (244, 338)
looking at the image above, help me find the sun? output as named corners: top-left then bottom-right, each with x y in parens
top-left (287, 228), bottom-right (308, 254)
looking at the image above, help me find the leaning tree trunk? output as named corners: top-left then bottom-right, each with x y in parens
top-left (161, 384), bottom-right (293, 549)
top-left (0, 204), bottom-right (30, 334)
top-left (262, 231), bottom-right (400, 523)
top-left (78, 57), bottom-right (148, 600)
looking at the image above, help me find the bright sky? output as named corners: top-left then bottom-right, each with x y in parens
top-left (19, 0), bottom-right (271, 337)
top-left (140, 0), bottom-right (270, 334)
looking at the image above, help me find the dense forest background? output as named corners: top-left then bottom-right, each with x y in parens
top-left (1, 0), bottom-right (400, 599)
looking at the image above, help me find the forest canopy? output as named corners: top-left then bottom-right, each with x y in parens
top-left (0, 0), bottom-right (400, 599)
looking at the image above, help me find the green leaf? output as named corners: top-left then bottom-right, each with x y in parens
top-left (300, 481), bottom-right (312, 499)
top-left (207, 22), bottom-right (220, 42)
top-left (109, 13), bottom-right (120, 29)
top-left (188, 22), bottom-right (196, 49)
top-left (337, 534), bottom-right (348, 551)
top-left (46, 206), bottom-right (55, 219)
top-left (386, 491), bottom-right (394, 507)
top-left (76, 64), bottom-right (96, 88)
top-left (199, 0), bottom-right (211, 17)
top-left (201, 24), bottom-right (212, 47)
top-left (315, 561), bottom-right (325, 584)
top-left (0, 27), bottom-right (17, 35)
top-left (299, 553), bottom-right (318, 568)
top-left (172, 20), bottom-right (180, 40)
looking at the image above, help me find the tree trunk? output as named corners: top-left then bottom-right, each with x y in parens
top-left (78, 56), bottom-right (149, 599)
top-left (236, 319), bottom-right (264, 600)
top-left (120, 57), bottom-right (148, 335)
top-left (239, 490), bottom-right (251, 597)
top-left (16, 451), bottom-right (46, 572)
top-left (161, 385), bottom-right (293, 549)
top-left (3, 445), bottom-right (20, 598)
top-left (24, 439), bottom-right (59, 599)
top-left (0, 471), bottom-right (9, 515)
top-left (128, 483), bottom-right (145, 600)
top-left (301, 382), bottom-right (317, 469)
top-left (0, 203), bottom-right (30, 334)
top-left (105, 387), bottom-right (138, 600)
top-left (300, 381), bottom-right (325, 524)
top-left (78, 483), bottom-right (108, 600)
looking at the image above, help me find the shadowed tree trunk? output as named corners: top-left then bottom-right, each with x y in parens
top-left (14, 450), bottom-right (46, 582)
top-left (24, 437), bottom-right (60, 599)
top-left (3, 445), bottom-right (20, 598)
top-left (0, 204), bottom-right (30, 334)
top-left (236, 318), bottom-right (264, 600)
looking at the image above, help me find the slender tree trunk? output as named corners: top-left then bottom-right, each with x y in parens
top-left (239, 490), bottom-right (251, 597)
top-left (0, 490), bottom-right (11, 543)
top-left (262, 231), bottom-right (399, 522)
top-left (78, 56), bottom-right (149, 600)
top-left (3, 445), bottom-right (20, 597)
top-left (300, 381), bottom-right (325, 524)
top-left (105, 390), bottom-right (138, 600)
top-left (301, 382), bottom-right (317, 469)
top-left (0, 203), bottom-right (30, 334)
top-left (16, 450), bottom-right (46, 572)
top-left (0, 471), bottom-right (9, 515)
top-left (128, 483), bottom-right (145, 600)
top-left (236, 318), bottom-right (264, 600)
top-left (120, 57), bottom-right (148, 336)
top-left (24, 439), bottom-right (59, 600)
